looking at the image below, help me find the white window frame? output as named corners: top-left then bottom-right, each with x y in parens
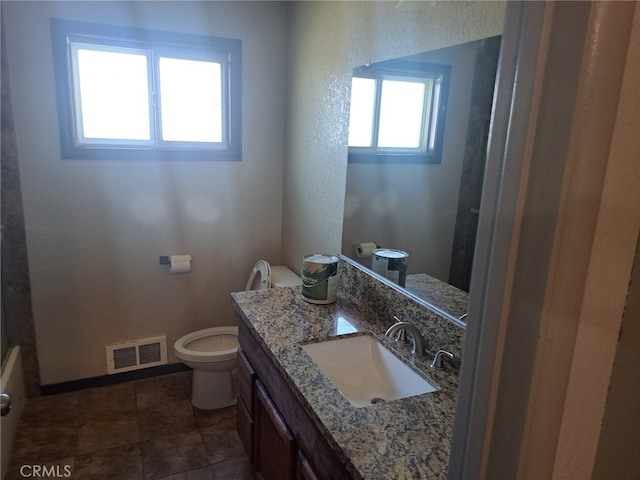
top-left (68, 41), bottom-right (156, 147)
top-left (51, 19), bottom-right (242, 161)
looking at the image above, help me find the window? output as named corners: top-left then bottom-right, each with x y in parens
top-left (347, 60), bottom-right (450, 164)
top-left (51, 19), bottom-right (241, 160)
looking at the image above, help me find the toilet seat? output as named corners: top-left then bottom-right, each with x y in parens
top-left (174, 326), bottom-right (238, 363)
top-left (245, 260), bottom-right (300, 291)
top-left (245, 260), bottom-right (271, 290)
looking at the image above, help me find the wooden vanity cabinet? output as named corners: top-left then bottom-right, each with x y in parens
top-left (236, 317), bottom-right (352, 480)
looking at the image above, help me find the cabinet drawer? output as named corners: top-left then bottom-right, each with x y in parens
top-left (237, 396), bottom-right (254, 462)
top-left (237, 348), bottom-right (255, 410)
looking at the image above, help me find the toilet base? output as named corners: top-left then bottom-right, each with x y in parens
top-left (191, 369), bottom-right (237, 410)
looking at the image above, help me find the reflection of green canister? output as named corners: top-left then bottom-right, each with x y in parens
top-left (372, 249), bottom-right (408, 287)
top-left (301, 254), bottom-right (339, 304)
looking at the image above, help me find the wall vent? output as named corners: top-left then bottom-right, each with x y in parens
top-left (106, 336), bottom-right (167, 374)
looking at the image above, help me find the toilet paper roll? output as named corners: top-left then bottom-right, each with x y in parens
top-left (170, 255), bottom-right (192, 274)
top-left (356, 242), bottom-right (377, 258)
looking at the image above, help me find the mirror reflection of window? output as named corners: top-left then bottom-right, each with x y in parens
top-left (342, 36), bottom-right (503, 315)
top-left (334, 316), bottom-right (358, 335)
top-left (348, 77), bottom-right (376, 147)
top-left (377, 78), bottom-right (426, 149)
top-left (347, 60), bottom-right (450, 164)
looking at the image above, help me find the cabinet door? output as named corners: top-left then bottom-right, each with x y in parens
top-left (296, 450), bottom-right (320, 480)
top-left (237, 396), bottom-right (253, 462)
top-left (237, 348), bottom-right (256, 459)
top-left (237, 348), bottom-right (255, 410)
top-left (255, 380), bottom-right (296, 480)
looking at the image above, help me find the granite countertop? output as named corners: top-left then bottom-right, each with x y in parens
top-left (231, 286), bottom-right (459, 480)
top-left (404, 273), bottom-right (469, 321)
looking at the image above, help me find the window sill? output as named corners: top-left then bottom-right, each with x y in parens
top-left (347, 153), bottom-right (442, 164)
top-left (60, 145), bottom-right (242, 161)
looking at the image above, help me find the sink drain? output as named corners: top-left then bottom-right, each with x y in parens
top-left (370, 397), bottom-right (385, 404)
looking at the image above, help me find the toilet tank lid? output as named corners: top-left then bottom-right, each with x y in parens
top-left (271, 266), bottom-right (300, 287)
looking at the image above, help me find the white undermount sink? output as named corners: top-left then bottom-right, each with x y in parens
top-left (302, 334), bottom-right (438, 408)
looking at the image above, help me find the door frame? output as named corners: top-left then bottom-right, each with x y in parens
top-left (450, 1), bottom-right (639, 478)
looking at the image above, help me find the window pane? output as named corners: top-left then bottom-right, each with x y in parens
top-left (76, 48), bottom-right (151, 140)
top-left (348, 77), bottom-right (376, 147)
top-left (159, 58), bottom-right (222, 143)
top-left (377, 80), bottom-right (425, 148)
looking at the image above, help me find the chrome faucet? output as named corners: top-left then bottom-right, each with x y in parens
top-left (430, 350), bottom-right (454, 368)
top-left (388, 316), bottom-right (407, 341)
top-left (385, 321), bottom-right (425, 354)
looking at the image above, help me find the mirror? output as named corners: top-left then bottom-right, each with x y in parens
top-left (341, 36), bottom-right (501, 322)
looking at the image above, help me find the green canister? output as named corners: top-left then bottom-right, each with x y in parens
top-left (301, 254), bottom-right (339, 304)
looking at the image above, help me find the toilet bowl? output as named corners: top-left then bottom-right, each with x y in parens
top-left (174, 261), bottom-right (299, 410)
top-left (174, 326), bottom-right (239, 410)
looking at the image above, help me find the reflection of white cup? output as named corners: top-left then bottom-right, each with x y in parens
top-left (372, 249), bottom-right (409, 287)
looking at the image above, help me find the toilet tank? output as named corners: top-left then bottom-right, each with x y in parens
top-left (271, 266), bottom-right (300, 287)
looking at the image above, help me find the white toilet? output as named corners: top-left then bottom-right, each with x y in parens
top-left (174, 326), bottom-right (239, 410)
top-left (174, 260), bottom-right (299, 409)
top-left (245, 259), bottom-right (301, 290)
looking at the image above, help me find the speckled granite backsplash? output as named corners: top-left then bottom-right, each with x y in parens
top-left (336, 257), bottom-right (465, 369)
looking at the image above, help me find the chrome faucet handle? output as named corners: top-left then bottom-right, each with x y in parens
top-left (385, 321), bottom-right (405, 339)
top-left (391, 316), bottom-right (407, 341)
top-left (430, 350), bottom-right (454, 368)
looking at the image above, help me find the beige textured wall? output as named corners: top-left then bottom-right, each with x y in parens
top-left (3, 1), bottom-right (287, 384)
top-left (282, 1), bottom-right (506, 273)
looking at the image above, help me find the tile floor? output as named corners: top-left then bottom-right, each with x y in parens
top-left (6, 371), bottom-right (255, 480)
